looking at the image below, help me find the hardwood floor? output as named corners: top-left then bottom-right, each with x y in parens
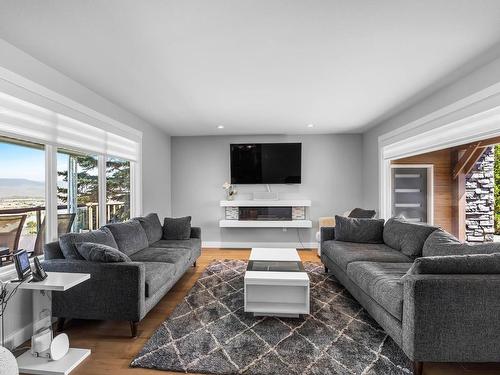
top-left (34, 249), bottom-right (499, 375)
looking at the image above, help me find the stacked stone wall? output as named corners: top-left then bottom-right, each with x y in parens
top-left (465, 147), bottom-right (495, 242)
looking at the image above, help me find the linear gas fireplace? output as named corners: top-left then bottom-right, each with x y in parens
top-left (238, 207), bottom-right (292, 221)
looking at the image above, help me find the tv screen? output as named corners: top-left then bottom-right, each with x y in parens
top-left (230, 143), bottom-right (302, 184)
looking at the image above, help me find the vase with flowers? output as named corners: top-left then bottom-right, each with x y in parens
top-left (222, 181), bottom-right (237, 201)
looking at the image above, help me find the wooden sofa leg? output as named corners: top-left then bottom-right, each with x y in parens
top-left (412, 361), bottom-right (423, 375)
top-left (56, 318), bottom-right (66, 333)
top-left (130, 321), bottom-right (139, 338)
top-left (193, 261), bottom-right (197, 267)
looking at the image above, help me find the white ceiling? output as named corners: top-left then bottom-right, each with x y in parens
top-left (1, 1), bottom-right (500, 136)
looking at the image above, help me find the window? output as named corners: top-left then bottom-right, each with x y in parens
top-left (0, 137), bottom-right (45, 260)
top-left (106, 157), bottom-right (131, 223)
top-left (0, 90), bottom-right (141, 267)
top-left (57, 150), bottom-right (99, 234)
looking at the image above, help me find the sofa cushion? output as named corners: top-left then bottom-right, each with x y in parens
top-left (134, 213), bottom-right (163, 245)
top-left (321, 240), bottom-right (412, 271)
top-left (130, 247), bottom-right (192, 275)
top-left (335, 216), bottom-right (384, 244)
top-left (59, 227), bottom-right (118, 260)
top-left (347, 261), bottom-right (412, 320)
top-left (348, 208), bottom-right (377, 219)
top-left (144, 262), bottom-right (176, 297)
top-left (76, 242), bottom-right (131, 263)
top-left (383, 217), bottom-right (439, 257)
top-left (150, 238), bottom-right (201, 252)
top-left (163, 216), bottom-right (191, 240)
top-left (105, 220), bottom-right (149, 256)
top-left (406, 253), bottom-right (500, 275)
top-left (423, 229), bottom-right (500, 257)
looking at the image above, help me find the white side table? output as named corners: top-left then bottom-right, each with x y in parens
top-left (13, 272), bottom-right (91, 375)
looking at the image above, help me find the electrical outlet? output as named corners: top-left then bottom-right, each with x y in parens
top-left (282, 227), bottom-right (287, 232)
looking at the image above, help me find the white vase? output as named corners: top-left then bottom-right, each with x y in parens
top-left (0, 346), bottom-right (18, 375)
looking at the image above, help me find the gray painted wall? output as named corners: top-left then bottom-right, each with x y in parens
top-left (171, 134), bottom-right (363, 246)
top-left (362, 52), bottom-right (500, 212)
top-left (0, 39), bottom-right (171, 348)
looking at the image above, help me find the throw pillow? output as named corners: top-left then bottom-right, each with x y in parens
top-left (406, 253), bottom-right (500, 275)
top-left (76, 242), bottom-right (131, 263)
top-left (163, 216), bottom-right (192, 240)
top-left (104, 220), bottom-right (149, 256)
top-left (383, 217), bottom-right (439, 258)
top-left (133, 213), bottom-right (163, 245)
top-left (59, 227), bottom-right (118, 260)
top-left (422, 229), bottom-right (500, 257)
top-left (334, 215), bottom-right (384, 244)
top-left (348, 208), bottom-right (376, 219)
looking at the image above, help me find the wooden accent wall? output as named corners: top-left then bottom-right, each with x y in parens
top-left (392, 149), bottom-right (454, 234)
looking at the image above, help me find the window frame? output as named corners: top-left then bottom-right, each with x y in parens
top-left (0, 79), bottom-right (142, 277)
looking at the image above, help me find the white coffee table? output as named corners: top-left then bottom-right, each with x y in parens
top-left (244, 248), bottom-right (310, 318)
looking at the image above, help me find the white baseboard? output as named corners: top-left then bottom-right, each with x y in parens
top-left (203, 241), bottom-right (319, 249)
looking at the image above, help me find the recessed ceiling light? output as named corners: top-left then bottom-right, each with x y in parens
top-left (307, 124), bottom-right (314, 128)
top-left (217, 125), bottom-right (224, 129)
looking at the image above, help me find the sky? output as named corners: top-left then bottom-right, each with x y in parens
top-left (0, 141), bottom-right (45, 181)
top-left (0, 140), bottom-right (73, 182)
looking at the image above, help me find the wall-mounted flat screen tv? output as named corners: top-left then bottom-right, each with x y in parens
top-left (230, 143), bottom-right (302, 184)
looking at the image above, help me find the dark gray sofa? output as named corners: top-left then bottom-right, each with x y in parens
top-left (42, 213), bottom-right (201, 337)
top-left (320, 217), bottom-right (500, 375)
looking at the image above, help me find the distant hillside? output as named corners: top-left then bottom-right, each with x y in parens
top-left (0, 178), bottom-right (45, 198)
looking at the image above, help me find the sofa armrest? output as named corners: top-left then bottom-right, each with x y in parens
top-left (190, 226), bottom-right (201, 239)
top-left (42, 259), bottom-right (146, 322)
top-left (402, 274), bottom-right (500, 362)
top-left (320, 227), bottom-right (335, 243)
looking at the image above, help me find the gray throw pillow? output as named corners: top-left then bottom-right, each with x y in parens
top-left (59, 227), bottom-right (118, 260)
top-left (383, 217), bottom-right (439, 258)
top-left (406, 253), bottom-right (500, 275)
top-left (133, 213), bottom-right (163, 245)
top-left (423, 229), bottom-right (500, 257)
top-left (76, 242), bottom-right (131, 263)
top-left (348, 208), bottom-right (376, 219)
top-left (163, 216), bottom-right (192, 240)
top-left (334, 215), bottom-right (384, 244)
top-left (105, 220), bottom-right (149, 256)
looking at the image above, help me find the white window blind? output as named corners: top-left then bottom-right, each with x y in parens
top-left (0, 91), bottom-right (140, 161)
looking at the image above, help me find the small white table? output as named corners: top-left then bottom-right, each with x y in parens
top-left (244, 248), bottom-right (310, 317)
top-left (13, 272), bottom-right (91, 375)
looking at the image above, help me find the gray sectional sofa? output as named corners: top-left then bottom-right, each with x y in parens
top-left (42, 213), bottom-right (201, 337)
top-left (321, 217), bottom-right (500, 375)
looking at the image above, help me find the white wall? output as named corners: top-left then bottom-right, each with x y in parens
top-left (171, 134), bottom-right (363, 247)
top-left (0, 39), bottom-right (171, 348)
top-left (362, 52), bottom-right (500, 212)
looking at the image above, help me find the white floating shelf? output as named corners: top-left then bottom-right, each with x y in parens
top-left (219, 220), bottom-right (312, 228)
top-left (220, 200), bottom-right (311, 207)
top-left (395, 203), bottom-right (421, 208)
top-left (394, 189), bottom-right (421, 193)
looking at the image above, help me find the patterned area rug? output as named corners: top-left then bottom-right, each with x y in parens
top-left (131, 260), bottom-right (412, 375)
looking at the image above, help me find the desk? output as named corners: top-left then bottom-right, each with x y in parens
top-left (13, 272), bottom-right (91, 375)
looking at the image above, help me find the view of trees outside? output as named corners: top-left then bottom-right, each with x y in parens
top-left (57, 151), bottom-right (99, 231)
top-left (106, 157), bottom-right (131, 223)
top-left (57, 152), bottom-right (131, 231)
top-left (495, 145), bottom-right (500, 235)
